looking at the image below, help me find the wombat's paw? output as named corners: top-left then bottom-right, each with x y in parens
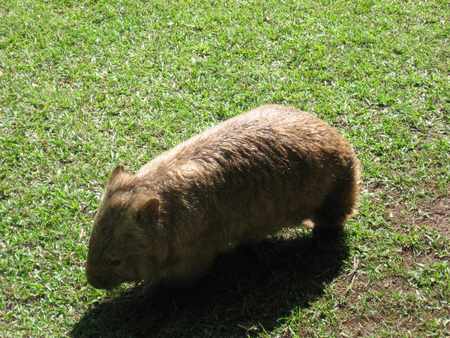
top-left (312, 225), bottom-right (344, 242)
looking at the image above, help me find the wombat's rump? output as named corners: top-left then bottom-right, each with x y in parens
top-left (86, 105), bottom-right (360, 290)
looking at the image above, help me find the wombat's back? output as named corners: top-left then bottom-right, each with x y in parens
top-left (137, 104), bottom-right (359, 250)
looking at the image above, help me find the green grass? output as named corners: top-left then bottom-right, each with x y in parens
top-left (1, 0), bottom-right (449, 337)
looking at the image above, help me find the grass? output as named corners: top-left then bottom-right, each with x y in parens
top-left (0, 0), bottom-right (448, 337)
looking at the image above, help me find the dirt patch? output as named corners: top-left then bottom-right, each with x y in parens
top-left (399, 246), bottom-right (446, 268)
top-left (331, 244), bottom-right (448, 337)
top-left (334, 271), bottom-right (448, 336)
top-left (419, 196), bottom-right (449, 237)
top-left (386, 194), bottom-right (449, 237)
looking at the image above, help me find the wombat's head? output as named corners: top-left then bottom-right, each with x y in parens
top-left (86, 166), bottom-right (167, 289)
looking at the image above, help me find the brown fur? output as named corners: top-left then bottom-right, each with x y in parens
top-left (86, 105), bottom-right (360, 289)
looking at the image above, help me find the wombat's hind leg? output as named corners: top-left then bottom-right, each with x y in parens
top-left (313, 175), bottom-right (358, 239)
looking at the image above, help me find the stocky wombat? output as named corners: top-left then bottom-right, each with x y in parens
top-left (86, 104), bottom-right (360, 290)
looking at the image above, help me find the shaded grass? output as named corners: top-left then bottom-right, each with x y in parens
top-left (1, 0), bottom-right (449, 337)
top-left (71, 232), bottom-right (349, 337)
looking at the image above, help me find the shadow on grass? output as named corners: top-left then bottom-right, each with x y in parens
top-left (71, 232), bottom-right (349, 338)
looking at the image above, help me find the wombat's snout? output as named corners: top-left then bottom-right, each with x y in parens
top-left (86, 263), bottom-right (119, 290)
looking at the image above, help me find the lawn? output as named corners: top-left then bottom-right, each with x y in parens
top-left (0, 0), bottom-right (448, 337)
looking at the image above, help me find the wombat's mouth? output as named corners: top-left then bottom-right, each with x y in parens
top-left (86, 271), bottom-right (123, 290)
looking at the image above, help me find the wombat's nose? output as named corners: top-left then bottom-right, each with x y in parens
top-left (86, 264), bottom-right (115, 289)
top-left (86, 266), bottom-right (100, 288)
top-left (86, 272), bottom-right (116, 290)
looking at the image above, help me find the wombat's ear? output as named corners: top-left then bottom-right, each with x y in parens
top-left (136, 197), bottom-right (160, 226)
top-left (110, 165), bottom-right (125, 180)
top-left (107, 165), bottom-right (129, 188)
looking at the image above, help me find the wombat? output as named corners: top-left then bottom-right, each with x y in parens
top-left (86, 104), bottom-right (360, 290)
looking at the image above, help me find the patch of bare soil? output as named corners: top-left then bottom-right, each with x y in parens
top-left (386, 194), bottom-right (449, 237)
top-left (419, 196), bottom-right (449, 237)
top-left (331, 249), bottom-right (448, 337)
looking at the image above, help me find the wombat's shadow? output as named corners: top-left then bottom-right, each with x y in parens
top-left (71, 232), bottom-right (349, 338)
